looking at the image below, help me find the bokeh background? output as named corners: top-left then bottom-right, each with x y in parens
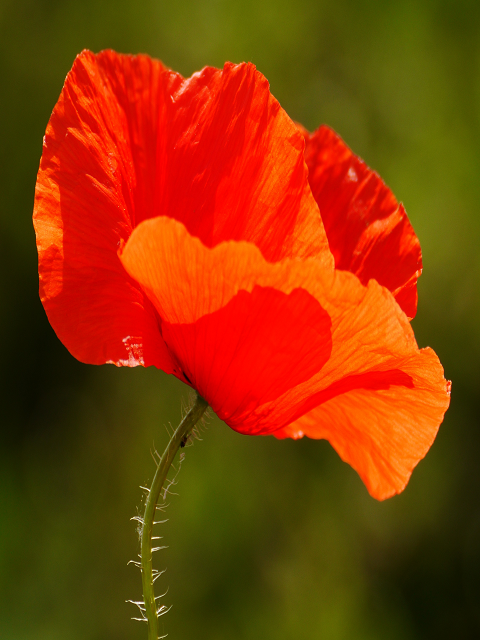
top-left (1, 0), bottom-right (479, 638)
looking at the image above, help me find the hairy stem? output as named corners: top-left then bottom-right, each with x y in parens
top-left (141, 393), bottom-right (209, 640)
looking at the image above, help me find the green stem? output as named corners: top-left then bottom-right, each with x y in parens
top-left (141, 393), bottom-right (209, 640)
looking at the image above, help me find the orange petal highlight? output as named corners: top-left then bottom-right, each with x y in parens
top-left (275, 350), bottom-right (450, 500)
top-left (119, 216), bottom-right (449, 497)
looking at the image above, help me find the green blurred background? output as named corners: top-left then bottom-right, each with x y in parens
top-left (1, 0), bottom-right (479, 638)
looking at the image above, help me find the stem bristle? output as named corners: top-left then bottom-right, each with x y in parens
top-left (129, 394), bottom-right (209, 640)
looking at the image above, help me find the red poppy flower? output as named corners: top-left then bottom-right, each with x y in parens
top-left (34, 49), bottom-right (450, 501)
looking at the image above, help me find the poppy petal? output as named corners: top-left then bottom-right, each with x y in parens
top-left (34, 50), bottom-right (333, 368)
top-left (303, 125), bottom-right (422, 318)
top-left (119, 216), bottom-right (334, 422)
top-left (163, 286), bottom-right (333, 420)
top-left (34, 50), bottom-right (178, 369)
top-left (274, 352), bottom-right (450, 500)
top-left (147, 59), bottom-right (333, 266)
top-left (120, 216), bottom-right (449, 497)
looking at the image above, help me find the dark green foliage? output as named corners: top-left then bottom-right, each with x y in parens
top-left (0, 1), bottom-right (479, 638)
